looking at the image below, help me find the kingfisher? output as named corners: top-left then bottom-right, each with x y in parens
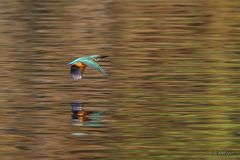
top-left (68, 55), bottom-right (108, 80)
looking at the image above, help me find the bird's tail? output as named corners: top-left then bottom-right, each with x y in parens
top-left (71, 65), bottom-right (83, 80)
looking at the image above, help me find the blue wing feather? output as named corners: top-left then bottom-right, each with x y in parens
top-left (69, 57), bottom-right (85, 65)
top-left (80, 58), bottom-right (108, 75)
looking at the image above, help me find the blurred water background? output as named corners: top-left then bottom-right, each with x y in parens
top-left (0, 0), bottom-right (240, 159)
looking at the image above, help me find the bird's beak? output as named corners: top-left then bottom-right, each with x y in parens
top-left (100, 55), bottom-right (108, 59)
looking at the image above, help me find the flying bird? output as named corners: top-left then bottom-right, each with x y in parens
top-left (68, 55), bottom-right (108, 80)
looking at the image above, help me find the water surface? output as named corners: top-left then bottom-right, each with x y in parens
top-left (0, 0), bottom-right (240, 159)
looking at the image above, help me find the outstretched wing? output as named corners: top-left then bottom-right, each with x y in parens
top-left (71, 65), bottom-right (83, 80)
top-left (69, 57), bottom-right (82, 65)
top-left (80, 58), bottom-right (108, 75)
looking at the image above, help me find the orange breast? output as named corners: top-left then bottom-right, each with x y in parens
top-left (75, 62), bottom-right (85, 67)
top-left (74, 62), bottom-right (86, 73)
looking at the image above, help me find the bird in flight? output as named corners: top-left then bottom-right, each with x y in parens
top-left (68, 55), bottom-right (108, 80)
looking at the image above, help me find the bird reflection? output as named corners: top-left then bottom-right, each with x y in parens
top-left (71, 101), bottom-right (102, 127)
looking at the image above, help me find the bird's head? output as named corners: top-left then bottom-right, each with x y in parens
top-left (90, 55), bottom-right (101, 61)
top-left (90, 55), bottom-right (108, 61)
